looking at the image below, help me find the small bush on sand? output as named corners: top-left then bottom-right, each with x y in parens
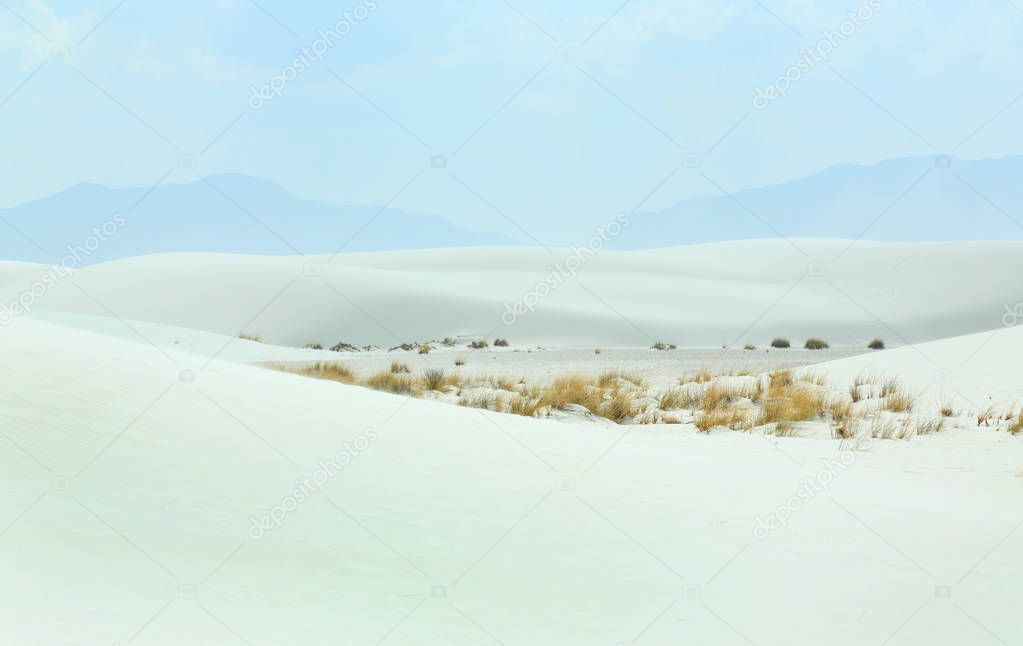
top-left (454, 358), bottom-right (465, 366)
top-left (493, 338), bottom-right (509, 347)
top-left (418, 343), bottom-right (432, 354)
top-left (364, 370), bottom-right (413, 394)
top-left (289, 361), bottom-right (357, 384)
top-left (651, 341), bottom-right (676, 350)
top-left (304, 343), bottom-right (323, 350)
top-left (421, 368), bottom-right (448, 391)
top-left (743, 343), bottom-right (756, 350)
top-left (239, 332), bottom-right (262, 343)
top-left (442, 337), bottom-right (457, 346)
top-left (469, 340), bottom-right (489, 349)
top-left (390, 360), bottom-right (410, 374)
top-left (770, 337), bottom-right (790, 348)
top-left (881, 383), bottom-right (914, 413)
top-left (804, 338), bottom-right (829, 350)
top-left (868, 338), bottom-right (885, 350)
top-left (1009, 411), bottom-right (1023, 434)
top-left (594, 348), bottom-right (602, 354)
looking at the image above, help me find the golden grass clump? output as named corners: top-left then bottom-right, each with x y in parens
top-left (881, 381), bottom-right (914, 413)
top-left (364, 370), bottom-right (413, 394)
top-left (390, 360), bottom-right (410, 374)
top-left (1009, 411), bottom-right (1023, 434)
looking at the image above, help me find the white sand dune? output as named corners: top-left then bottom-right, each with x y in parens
top-left (4, 239), bottom-right (1022, 348)
top-left (812, 325), bottom-right (1023, 415)
top-left (2, 316), bottom-right (1021, 644)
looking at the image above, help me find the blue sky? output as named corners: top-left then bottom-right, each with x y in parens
top-left (1, 0), bottom-right (1021, 240)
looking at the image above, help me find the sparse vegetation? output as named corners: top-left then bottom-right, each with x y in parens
top-left (390, 360), bottom-right (410, 374)
top-left (493, 338), bottom-right (510, 347)
top-left (651, 341), bottom-right (677, 350)
top-left (744, 343), bottom-right (756, 351)
top-left (454, 358), bottom-right (465, 366)
top-left (770, 337), bottom-right (790, 349)
top-left (268, 358), bottom-right (991, 442)
top-left (239, 332), bottom-right (262, 343)
top-left (420, 368), bottom-right (449, 391)
top-left (1009, 411), bottom-right (1023, 434)
top-left (469, 340), bottom-right (489, 349)
top-left (364, 370), bottom-right (413, 394)
top-left (868, 338), bottom-right (885, 350)
top-left (803, 338), bottom-right (829, 350)
top-left (418, 343), bottom-right (432, 354)
top-left (304, 343), bottom-right (323, 350)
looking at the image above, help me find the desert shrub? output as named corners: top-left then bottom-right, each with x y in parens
top-left (651, 341), bottom-right (676, 350)
top-left (390, 360), bottom-right (410, 374)
top-left (304, 343), bottom-right (324, 350)
top-left (594, 348), bottom-right (602, 354)
top-left (288, 361), bottom-right (357, 384)
top-left (442, 337), bottom-right (457, 346)
top-left (868, 338), bottom-right (885, 350)
top-left (239, 332), bottom-right (262, 343)
top-left (881, 382), bottom-right (914, 413)
top-left (493, 338), bottom-right (510, 347)
top-left (421, 368), bottom-right (448, 391)
top-left (418, 343), bottom-right (432, 354)
top-left (1009, 411), bottom-right (1023, 434)
top-left (459, 391), bottom-right (496, 410)
top-left (508, 388), bottom-right (544, 417)
top-left (743, 343), bottom-right (756, 351)
top-left (804, 338), bottom-right (829, 350)
top-left (770, 337), bottom-right (790, 348)
top-left (598, 389), bottom-right (636, 423)
top-left (695, 407), bottom-right (757, 432)
top-left (331, 341), bottom-right (357, 352)
top-left (364, 370), bottom-right (413, 394)
top-left (469, 340), bottom-right (489, 349)
top-left (454, 358), bottom-right (465, 366)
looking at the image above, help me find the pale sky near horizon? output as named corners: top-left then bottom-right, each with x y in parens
top-left (1, 0), bottom-right (1021, 239)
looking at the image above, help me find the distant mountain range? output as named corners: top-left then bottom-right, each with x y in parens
top-left (0, 174), bottom-right (514, 265)
top-left (1, 155), bottom-right (1021, 264)
top-left (611, 154), bottom-right (1023, 248)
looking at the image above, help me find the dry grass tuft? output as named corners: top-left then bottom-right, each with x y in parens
top-left (239, 332), bottom-right (262, 343)
top-left (880, 381), bottom-right (914, 413)
top-left (1009, 411), bottom-right (1023, 434)
top-left (364, 370), bottom-right (413, 394)
top-left (390, 360), bottom-right (410, 374)
top-left (420, 368), bottom-right (451, 391)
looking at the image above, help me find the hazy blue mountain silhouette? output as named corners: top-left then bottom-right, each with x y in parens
top-left (0, 174), bottom-right (515, 264)
top-left (611, 155), bottom-right (1023, 248)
